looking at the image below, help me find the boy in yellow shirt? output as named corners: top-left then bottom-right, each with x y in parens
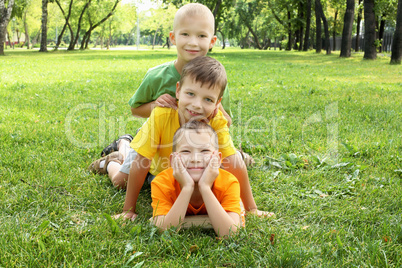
top-left (151, 120), bottom-right (241, 237)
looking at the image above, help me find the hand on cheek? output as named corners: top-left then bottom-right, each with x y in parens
top-left (172, 152), bottom-right (194, 188)
top-left (199, 151), bottom-right (220, 188)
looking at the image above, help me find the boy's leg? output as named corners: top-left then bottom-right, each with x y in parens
top-left (221, 153), bottom-right (274, 218)
top-left (110, 147), bottom-right (138, 189)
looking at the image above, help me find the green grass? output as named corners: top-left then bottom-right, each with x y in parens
top-left (1, 48), bottom-right (401, 267)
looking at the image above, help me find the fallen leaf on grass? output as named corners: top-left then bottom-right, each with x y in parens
top-left (269, 234), bottom-right (275, 245)
top-left (319, 194), bottom-right (329, 198)
top-left (383, 236), bottom-right (391, 243)
top-left (302, 226), bottom-right (310, 230)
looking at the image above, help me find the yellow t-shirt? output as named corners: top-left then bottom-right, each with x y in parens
top-left (130, 107), bottom-right (236, 176)
top-left (151, 168), bottom-right (241, 216)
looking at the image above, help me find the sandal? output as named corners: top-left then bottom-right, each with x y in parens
top-left (89, 152), bottom-right (123, 174)
top-left (238, 144), bottom-right (255, 167)
top-left (100, 134), bottom-right (133, 157)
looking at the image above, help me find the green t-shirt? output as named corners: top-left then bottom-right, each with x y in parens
top-left (128, 61), bottom-right (232, 116)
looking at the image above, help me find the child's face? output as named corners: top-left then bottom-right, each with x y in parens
top-left (175, 129), bottom-right (219, 182)
top-left (176, 77), bottom-right (221, 123)
top-left (170, 15), bottom-right (217, 65)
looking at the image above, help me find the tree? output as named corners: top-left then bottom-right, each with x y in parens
top-left (317, 0), bottom-right (330, 54)
top-left (315, 0), bottom-right (322, 53)
top-left (363, 0), bottom-right (376, 59)
top-left (39, 0), bottom-right (49, 52)
top-left (391, 0), bottom-right (402, 64)
top-left (54, 0), bottom-right (73, 50)
top-left (80, 0), bottom-right (120, 49)
top-left (303, 0), bottom-right (312, 50)
top-left (355, 0), bottom-right (362, 51)
top-left (340, 0), bottom-right (355, 57)
top-left (0, 0), bottom-right (15, 55)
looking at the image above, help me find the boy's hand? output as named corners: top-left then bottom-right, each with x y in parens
top-left (199, 151), bottom-right (220, 189)
top-left (113, 211), bottom-right (137, 221)
top-left (207, 106), bottom-right (219, 121)
top-left (172, 153), bottom-right (194, 189)
top-left (155, 94), bottom-right (177, 109)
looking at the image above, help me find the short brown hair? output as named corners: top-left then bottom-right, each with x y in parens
top-left (179, 56), bottom-right (227, 100)
top-left (172, 120), bottom-right (218, 152)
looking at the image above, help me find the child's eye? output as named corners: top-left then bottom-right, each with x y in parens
top-left (205, 98), bottom-right (213, 102)
top-left (181, 33), bottom-right (189, 36)
top-left (180, 150), bottom-right (190, 154)
top-left (187, 92), bottom-right (194, 96)
top-left (199, 34), bottom-right (207, 38)
top-left (202, 149), bottom-right (211, 153)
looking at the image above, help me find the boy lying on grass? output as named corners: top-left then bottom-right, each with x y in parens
top-left (151, 121), bottom-right (241, 237)
top-left (90, 56), bottom-right (274, 220)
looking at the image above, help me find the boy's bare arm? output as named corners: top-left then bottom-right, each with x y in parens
top-left (221, 154), bottom-right (257, 212)
top-left (131, 102), bottom-right (156, 118)
top-left (116, 154), bottom-right (151, 220)
top-left (153, 153), bottom-right (194, 230)
top-left (131, 94), bottom-right (177, 118)
top-left (199, 153), bottom-right (240, 237)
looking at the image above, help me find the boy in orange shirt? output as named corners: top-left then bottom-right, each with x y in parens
top-left (151, 121), bottom-right (241, 237)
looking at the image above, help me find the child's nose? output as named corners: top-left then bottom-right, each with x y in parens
top-left (190, 152), bottom-right (203, 162)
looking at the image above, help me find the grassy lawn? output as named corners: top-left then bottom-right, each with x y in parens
top-left (0, 48), bottom-right (401, 267)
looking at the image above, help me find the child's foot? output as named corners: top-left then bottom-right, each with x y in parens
top-left (89, 152), bottom-right (123, 174)
top-left (238, 150), bottom-right (255, 167)
top-left (246, 209), bottom-right (275, 218)
top-left (100, 134), bottom-right (133, 157)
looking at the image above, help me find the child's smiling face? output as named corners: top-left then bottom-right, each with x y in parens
top-left (176, 76), bottom-right (221, 123)
top-left (174, 129), bottom-right (219, 182)
top-left (170, 15), bottom-right (216, 66)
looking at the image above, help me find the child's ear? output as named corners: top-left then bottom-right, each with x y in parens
top-left (209, 35), bottom-right (217, 49)
top-left (175, 81), bottom-right (181, 99)
top-left (169, 153), bottom-right (174, 166)
top-left (169, 31), bottom-right (176, 45)
top-left (217, 151), bottom-right (222, 164)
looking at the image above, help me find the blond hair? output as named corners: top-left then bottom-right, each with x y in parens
top-left (172, 121), bottom-right (218, 152)
top-left (173, 3), bottom-right (215, 33)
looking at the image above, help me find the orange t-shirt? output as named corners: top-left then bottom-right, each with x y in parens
top-left (151, 168), bottom-right (241, 217)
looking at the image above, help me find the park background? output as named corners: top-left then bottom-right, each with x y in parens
top-left (1, 0), bottom-right (402, 267)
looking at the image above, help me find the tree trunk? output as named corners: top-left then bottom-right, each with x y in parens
top-left (55, 0), bottom-right (73, 50)
top-left (7, 30), bottom-right (12, 48)
top-left (363, 0), bottom-right (376, 59)
top-left (378, 16), bottom-right (385, 52)
top-left (391, 0), bottom-right (402, 64)
top-left (68, 0), bottom-right (91, 50)
top-left (23, 11), bottom-right (30, 49)
top-left (315, 0), bottom-right (322, 53)
top-left (248, 26), bottom-right (262, 49)
top-left (316, 0), bottom-right (330, 54)
top-left (107, 19), bottom-right (111, 50)
top-left (340, 0), bottom-right (355, 57)
top-left (303, 0), bottom-right (311, 51)
top-left (0, 0), bottom-right (15, 55)
top-left (298, 1), bottom-right (304, 51)
top-left (286, 10), bottom-right (292, 50)
top-left (39, 0), bottom-right (48, 52)
top-left (333, 10), bottom-right (338, 51)
top-left (152, 25), bottom-right (159, 50)
top-left (80, 0), bottom-right (120, 49)
top-left (16, 29), bottom-right (20, 43)
top-left (218, 29), bottom-right (225, 49)
top-left (355, 0), bottom-right (362, 52)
